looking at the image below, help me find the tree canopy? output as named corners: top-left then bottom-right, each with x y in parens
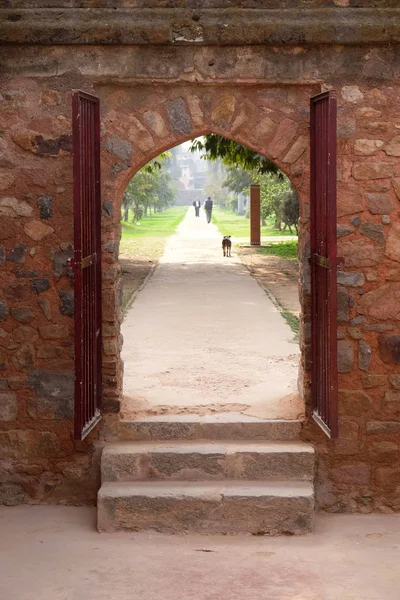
top-left (190, 135), bottom-right (282, 177)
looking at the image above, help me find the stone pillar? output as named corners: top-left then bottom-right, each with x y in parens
top-left (250, 184), bottom-right (261, 246)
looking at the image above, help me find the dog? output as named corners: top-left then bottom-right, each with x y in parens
top-left (222, 235), bottom-right (232, 257)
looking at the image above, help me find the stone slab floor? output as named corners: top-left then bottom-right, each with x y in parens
top-left (1, 506), bottom-right (399, 600)
top-left (121, 208), bottom-right (302, 421)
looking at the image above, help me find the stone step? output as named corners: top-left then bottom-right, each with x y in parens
top-left (118, 414), bottom-right (302, 441)
top-left (101, 441), bottom-right (314, 483)
top-left (97, 480), bottom-right (314, 534)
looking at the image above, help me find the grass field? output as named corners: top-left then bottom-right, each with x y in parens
top-left (120, 206), bottom-right (187, 259)
top-left (212, 208), bottom-right (297, 239)
top-left (257, 240), bottom-right (298, 260)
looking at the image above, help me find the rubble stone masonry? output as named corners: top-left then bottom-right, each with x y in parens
top-left (1, 2), bottom-right (400, 511)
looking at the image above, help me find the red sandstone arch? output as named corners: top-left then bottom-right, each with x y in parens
top-left (95, 85), bottom-right (312, 423)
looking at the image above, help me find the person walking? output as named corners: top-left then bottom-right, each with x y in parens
top-left (204, 196), bottom-right (213, 224)
top-left (193, 198), bottom-right (201, 217)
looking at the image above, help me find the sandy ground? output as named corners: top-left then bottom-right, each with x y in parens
top-left (121, 209), bottom-right (302, 421)
top-left (239, 249), bottom-right (300, 317)
top-left (1, 506), bottom-right (400, 600)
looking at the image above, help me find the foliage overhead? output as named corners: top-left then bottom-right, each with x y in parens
top-left (189, 134), bottom-right (282, 177)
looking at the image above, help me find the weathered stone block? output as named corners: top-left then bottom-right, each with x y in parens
top-left (366, 421), bottom-right (400, 434)
top-left (270, 118), bottom-right (298, 159)
top-left (337, 287), bottom-right (349, 323)
top-left (347, 327), bottom-right (362, 340)
top-left (31, 278), bottom-right (50, 294)
top-left (374, 467), bottom-right (400, 487)
top-left (0, 391), bottom-right (17, 421)
top-left (378, 335), bottom-right (400, 364)
top-left (7, 244), bottom-right (26, 264)
top-left (59, 289), bottom-right (74, 316)
top-left (36, 344), bottom-right (64, 359)
top-left (0, 482), bottom-right (24, 506)
top-left (364, 324), bottom-right (393, 332)
top-left (38, 297), bottom-right (52, 320)
top-left (358, 340), bottom-right (371, 372)
top-left (333, 421), bottom-right (359, 456)
top-left (384, 391), bottom-right (400, 405)
top-left (167, 98), bottom-right (191, 135)
top-left (39, 324), bottom-right (69, 340)
top-left (362, 374), bottom-right (387, 389)
top-left (337, 224), bottom-right (354, 238)
top-left (0, 172), bottom-right (14, 191)
top-left (351, 316), bottom-right (365, 326)
top-left (0, 430), bottom-right (62, 459)
top-left (29, 369), bottom-right (74, 420)
top-left (0, 197), bottom-right (32, 218)
top-left (339, 240), bottom-right (384, 267)
top-left (389, 375), bottom-right (400, 390)
top-left (341, 86), bottom-right (363, 103)
top-left (103, 338), bottom-right (118, 356)
top-left (366, 193), bottom-right (393, 215)
top-left (102, 200), bottom-right (113, 217)
top-left (358, 284), bottom-right (400, 320)
top-left (384, 136), bottom-right (400, 157)
top-left (331, 464), bottom-right (371, 485)
top-left (339, 389), bottom-right (371, 416)
top-left (385, 223), bottom-right (400, 263)
top-left (12, 343), bottom-right (35, 371)
top-left (0, 348), bottom-right (6, 370)
top-left (283, 135), bottom-right (308, 164)
top-left (370, 442), bottom-right (398, 463)
top-left (7, 376), bottom-right (28, 391)
top-left (24, 220), bottom-right (54, 241)
top-left (354, 139), bottom-right (384, 156)
top-left (337, 185), bottom-right (364, 217)
top-left (10, 307), bottom-right (35, 324)
top-left (13, 326), bottom-right (37, 343)
top-left (104, 135), bottom-right (133, 161)
top-left (0, 301), bottom-right (8, 321)
top-left (353, 163), bottom-right (394, 181)
top-left (4, 283), bottom-right (30, 302)
top-left (53, 249), bottom-right (73, 276)
top-left (37, 194), bottom-right (53, 220)
top-left (359, 222), bottom-right (385, 244)
top-left (337, 272), bottom-right (364, 287)
top-left (337, 341), bottom-right (354, 373)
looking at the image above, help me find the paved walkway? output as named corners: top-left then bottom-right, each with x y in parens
top-left (121, 209), bottom-right (301, 420)
top-left (1, 506), bottom-right (400, 600)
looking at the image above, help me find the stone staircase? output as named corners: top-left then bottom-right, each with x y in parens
top-left (97, 415), bottom-right (315, 534)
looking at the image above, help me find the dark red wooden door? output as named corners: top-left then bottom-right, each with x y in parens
top-left (72, 91), bottom-right (102, 441)
top-left (310, 90), bottom-right (338, 439)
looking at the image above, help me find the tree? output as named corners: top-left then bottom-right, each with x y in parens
top-left (190, 134), bottom-right (282, 177)
top-left (122, 155), bottom-right (177, 222)
top-left (222, 166), bottom-right (253, 195)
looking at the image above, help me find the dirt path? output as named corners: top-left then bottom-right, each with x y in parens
top-left (121, 209), bottom-right (302, 421)
top-left (238, 248), bottom-right (300, 317)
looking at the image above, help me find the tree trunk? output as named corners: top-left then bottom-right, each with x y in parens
top-left (123, 206), bottom-right (129, 222)
top-left (261, 217), bottom-right (267, 226)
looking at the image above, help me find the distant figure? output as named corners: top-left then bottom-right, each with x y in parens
top-left (204, 196), bottom-right (213, 223)
top-left (193, 198), bottom-right (201, 217)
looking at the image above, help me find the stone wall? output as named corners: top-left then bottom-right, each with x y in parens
top-left (1, 5), bottom-right (400, 510)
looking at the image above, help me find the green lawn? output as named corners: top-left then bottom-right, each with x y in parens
top-left (120, 206), bottom-right (187, 259)
top-left (212, 208), bottom-right (297, 239)
top-left (257, 240), bottom-right (298, 260)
